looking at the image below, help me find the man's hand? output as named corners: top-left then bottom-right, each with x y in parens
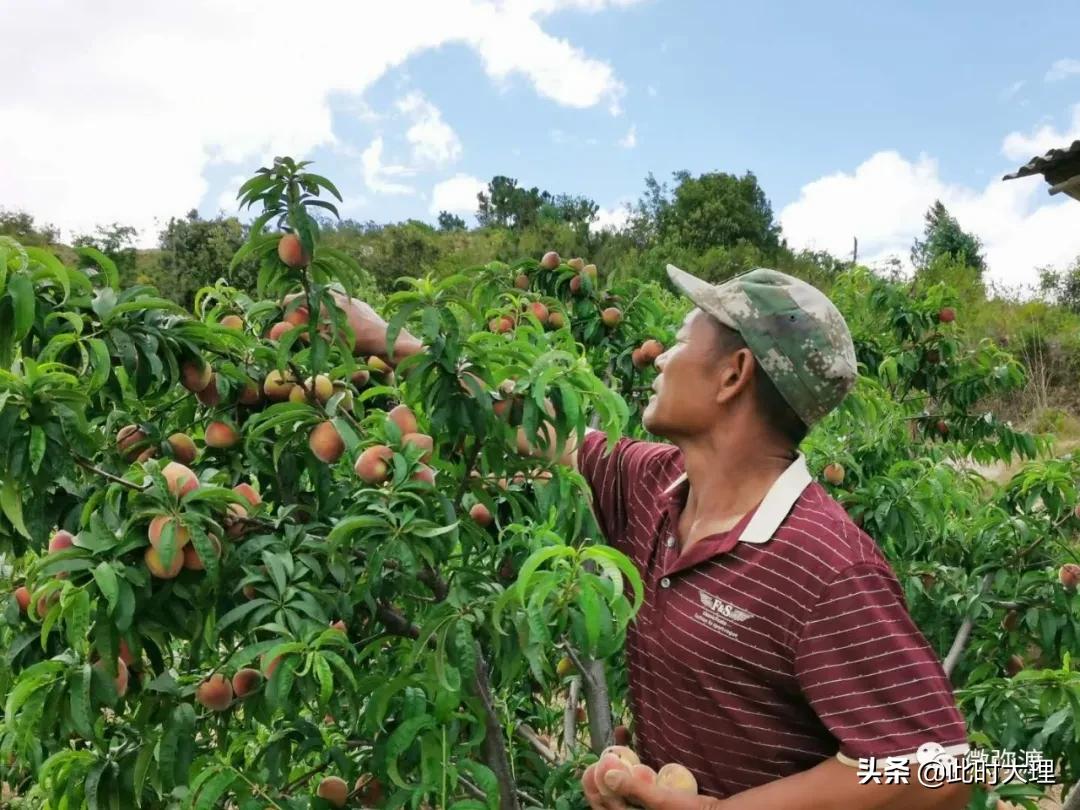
top-left (281, 290), bottom-right (422, 361)
top-left (582, 760), bottom-right (721, 810)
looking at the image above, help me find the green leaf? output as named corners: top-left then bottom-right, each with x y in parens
top-left (517, 545), bottom-right (574, 606)
top-left (29, 425), bottom-right (45, 474)
top-left (386, 714), bottom-right (434, 789)
top-left (194, 767), bottom-right (237, 810)
top-left (7, 272), bottom-right (36, 339)
top-left (75, 246), bottom-right (120, 288)
top-left (69, 663), bottom-right (94, 739)
top-left (577, 581), bottom-right (602, 657)
top-left (0, 479), bottom-right (30, 539)
top-left (93, 562), bottom-right (119, 615)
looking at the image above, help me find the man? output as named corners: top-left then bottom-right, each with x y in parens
top-left (341, 264), bottom-right (973, 810)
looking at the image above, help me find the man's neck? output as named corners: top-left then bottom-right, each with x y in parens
top-left (676, 431), bottom-right (795, 546)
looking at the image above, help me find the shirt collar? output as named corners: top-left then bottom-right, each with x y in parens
top-left (660, 453), bottom-right (811, 545)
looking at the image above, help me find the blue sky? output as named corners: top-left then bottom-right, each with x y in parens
top-left (4, 0), bottom-right (1080, 286)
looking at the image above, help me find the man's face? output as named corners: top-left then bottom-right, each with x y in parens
top-left (643, 309), bottom-right (735, 439)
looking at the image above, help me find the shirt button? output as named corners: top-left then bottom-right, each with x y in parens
top-left (660, 577), bottom-right (671, 588)
top-left (665, 536), bottom-right (676, 548)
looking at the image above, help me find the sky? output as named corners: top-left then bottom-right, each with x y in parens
top-left (3, 0), bottom-right (1080, 290)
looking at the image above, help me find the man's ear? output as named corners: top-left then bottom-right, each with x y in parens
top-left (714, 347), bottom-right (756, 406)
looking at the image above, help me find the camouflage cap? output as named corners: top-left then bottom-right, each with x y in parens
top-left (666, 264), bottom-right (857, 427)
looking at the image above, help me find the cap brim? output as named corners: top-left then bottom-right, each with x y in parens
top-left (665, 264), bottom-right (737, 329)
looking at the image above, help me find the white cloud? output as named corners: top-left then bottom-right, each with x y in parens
top-left (647, 84), bottom-right (658, 97)
top-left (1046, 58), bottom-right (1080, 82)
top-left (1000, 80), bottom-right (1025, 102)
top-left (778, 141), bottom-right (1080, 289)
top-left (395, 91), bottom-right (462, 167)
top-left (592, 199), bottom-right (632, 232)
top-left (430, 173), bottom-right (486, 215)
top-left (361, 137), bottom-right (417, 196)
top-left (0, 0), bottom-right (631, 245)
top-left (618, 124), bottom-right (637, 149)
top-left (215, 175), bottom-right (249, 215)
top-left (1001, 104), bottom-right (1080, 161)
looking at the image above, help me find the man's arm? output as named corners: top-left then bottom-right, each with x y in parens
top-left (589, 756), bottom-right (971, 810)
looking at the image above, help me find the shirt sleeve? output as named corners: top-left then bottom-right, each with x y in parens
top-left (575, 429), bottom-right (676, 560)
top-left (794, 563), bottom-right (970, 764)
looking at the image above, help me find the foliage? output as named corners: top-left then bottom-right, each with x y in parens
top-left (911, 200), bottom-right (987, 276)
top-left (1, 161), bottom-right (1080, 810)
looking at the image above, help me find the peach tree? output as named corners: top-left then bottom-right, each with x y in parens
top-left (1, 158), bottom-right (1079, 810)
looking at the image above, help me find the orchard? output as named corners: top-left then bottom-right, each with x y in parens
top-left (0, 157), bottom-right (1079, 810)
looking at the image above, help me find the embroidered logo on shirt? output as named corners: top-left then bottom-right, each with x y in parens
top-left (698, 589), bottom-right (753, 622)
top-left (693, 589), bottom-right (754, 639)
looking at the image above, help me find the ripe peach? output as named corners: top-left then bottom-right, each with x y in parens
top-left (288, 385), bottom-right (308, 404)
top-left (540, 251), bottom-right (560, 270)
top-left (657, 763), bottom-right (698, 794)
top-left (284, 305), bottom-right (309, 327)
top-left (167, 433), bottom-right (197, 465)
top-left (233, 483), bottom-right (261, 508)
top-left (330, 620), bottom-right (347, 633)
top-left (195, 374), bottom-right (221, 406)
top-left (937, 307), bottom-right (956, 323)
top-left (195, 673), bottom-right (234, 711)
top-left (277, 233), bottom-right (310, 268)
top-left (237, 379), bottom-right (262, 406)
top-left (388, 404), bottom-right (418, 436)
top-left (936, 419), bottom-right (949, 437)
top-left (411, 464), bottom-right (436, 485)
top-left (631, 347), bottom-right (648, 368)
top-left (220, 314), bottom-right (244, 330)
top-left (182, 534), bottom-right (222, 571)
top-left (135, 447), bottom-right (157, 463)
top-left (351, 368), bottom-right (371, 387)
top-left (205, 421), bottom-right (239, 449)
top-left (263, 653), bottom-right (282, 678)
top-left (601, 746), bottom-right (640, 767)
top-left (489, 315), bottom-right (514, 334)
top-left (548, 311), bottom-right (566, 329)
top-left (144, 546), bottom-right (184, 579)
top-left (569, 275), bottom-right (583, 295)
top-left (242, 583), bottom-right (258, 600)
top-left (355, 445), bottom-right (394, 485)
top-left (355, 776), bottom-right (385, 805)
top-left (116, 424), bottom-right (149, 461)
top-left (567, 257), bottom-right (585, 272)
top-left (267, 321), bottom-right (293, 341)
top-left (231, 668), bottom-right (262, 698)
top-left (528, 301), bottom-right (549, 323)
top-left (514, 273), bottom-right (530, 290)
top-left (640, 339), bottom-right (664, 362)
top-left (1059, 563), bottom-right (1080, 592)
top-left (14, 586), bottom-right (30, 613)
top-left (180, 359), bottom-right (213, 393)
top-left (304, 374), bottom-right (334, 404)
top-left (331, 381), bottom-right (354, 412)
top-left (613, 724), bottom-right (631, 746)
top-left (823, 463), bottom-right (845, 486)
top-left (576, 706), bottom-right (586, 723)
top-left (596, 753), bottom-right (633, 798)
top-left (148, 515), bottom-right (190, 549)
top-left (309, 421), bottom-right (345, 463)
top-left (367, 355), bottom-right (393, 376)
top-left (402, 432), bottom-right (434, 462)
top-left (263, 369), bottom-right (297, 401)
top-left (469, 503), bottom-right (493, 526)
top-left (582, 263), bottom-right (598, 278)
top-left (95, 657), bottom-right (129, 698)
top-left (316, 776), bottom-right (348, 808)
top-left (1006, 655), bottom-right (1025, 677)
top-left (1001, 610), bottom-right (1019, 632)
top-left (601, 307), bottom-right (622, 327)
top-left (48, 530), bottom-right (76, 553)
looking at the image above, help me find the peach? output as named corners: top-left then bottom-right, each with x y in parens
top-left (263, 369), bottom-right (297, 401)
top-left (582, 263), bottom-right (598, 279)
top-left (614, 724), bottom-right (631, 746)
top-left (469, 503), bottom-right (493, 526)
top-left (601, 307), bottom-right (622, 327)
top-left (118, 638), bottom-right (134, 667)
top-left (514, 273), bottom-right (530, 290)
top-left (14, 586), bottom-right (30, 613)
top-left (411, 464), bottom-right (435, 485)
top-left (316, 776), bottom-right (348, 808)
top-left (116, 424), bottom-right (149, 461)
top-left (355, 445), bottom-right (393, 485)
top-left (1059, 563), bottom-right (1080, 592)
top-left (355, 776), bottom-right (385, 805)
top-left (489, 315), bottom-right (514, 334)
top-left (277, 233), bottom-right (310, 268)
top-left (823, 463), bottom-right (844, 486)
top-left (167, 433), bottom-right (197, 465)
top-left (195, 673), bottom-right (233, 711)
top-left (548, 311), bottom-right (566, 329)
top-left (567, 257), bottom-right (585, 272)
top-left (528, 301), bottom-right (549, 323)
top-left (309, 421), bottom-right (345, 463)
top-left (237, 379), bottom-right (262, 406)
top-left (367, 355), bottom-right (393, 377)
top-left (540, 251), bottom-right (560, 270)
top-left (288, 385), bottom-right (308, 404)
top-left (283, 305), bottom-right (309, 327)
top-left (601, 746), bottom-right (640, 768)
top-left (556, 656), bottom-right (575, 678)
top-left (233, 483), bottom-right (261, 507)
top-left (657, 763), bottom-right (698, 794)
top-left (569, 275), bottom-right (583, 295)
top-left (48, 530), bottom-right (75, 553)
top-left (231, 668), bottom-right (262, 698)
top-left (304, 374), bottom-right (334, 404)
top-left (180, 359), bottom-right (213, 393)
top-left (195, 374), bottom-right (221, 406)
top-left (182, 534), bottom-right (221, 571)
top-left (331, 381), bottom-right (354, 412)
top-left (220, 314), bottom-right (244, 330)
top-left (1006, 655), bottom-right (1025, 676)
top-left (144, 546), bottom-right (184, 579)
top-left (242, 584), bottom-right (258, 600)
top-left (263, 653), bottom-right (282, 678)
top-left (95, 657), bottom-right (128, 697)
top-left (205, 421), bottom-right (239, 449)
top-left (402, 432), bottom-right (433, 462)
top-left (330, 620), bottom-right (347, 633)
top-left (267, 321), bottom-right (293, 341)
top-left (631, 347), bottom-right (648, 368)
top-left (148, 515), bottom-right (190, 549)
top-left (388, 404), bottom-right (418, 436)
top-left (937, 307), bottom-right (955, 323)
top-left (351, 368), bottom-right (371, 387)
top-left (640, 339), bottom-right (664, 362)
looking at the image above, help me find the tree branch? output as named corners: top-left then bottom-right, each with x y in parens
top-left (563, 674), bottom-right (581, 759)
top-left (472, 643), bottom-right (521, 810)
top-left (515, 722), bottom-right (560, 765)
top-left (73, 455), bottom-right (151, 491)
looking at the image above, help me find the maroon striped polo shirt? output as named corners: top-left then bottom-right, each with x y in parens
top-left (577, 430), bottom-right (970, 799)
